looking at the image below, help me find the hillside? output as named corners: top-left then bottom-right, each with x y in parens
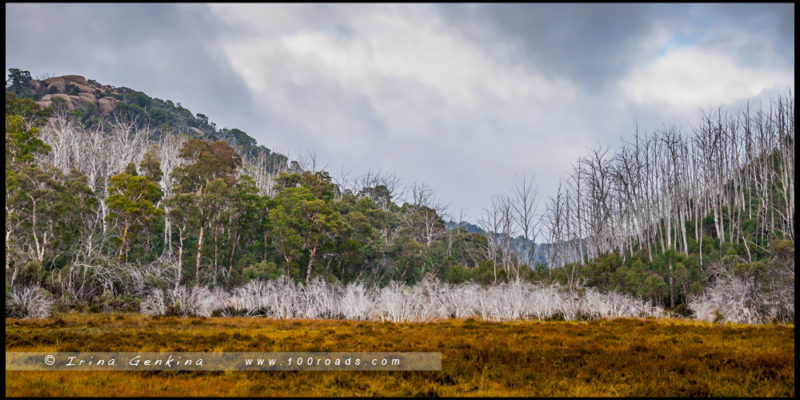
top-left (8, 68), bottom-right (538, 311)
top-left (446, 221), bottom-right (551, 266)
top-left (10, 68), bottom-right (580, 271)
top-left (6, 68), bottom-right (286, 167)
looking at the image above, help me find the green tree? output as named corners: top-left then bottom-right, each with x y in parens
top-left (204, 177), bottom-right (234, 287)
top-left (139, 147), bottom-right (163, 184)
top-left (106, 164), bottom-right (164, 261)
top-left (225, 175), bottom-right (267, 285)
top-left (268, 204), bottom-right (304, 279)
top-left (6, 114), bottom-right (51, 166)
top-left (6, 92), bottom-right (52, 131)
top-left (299, 171), bottom-right (337, 202)
top-left (165, 191), bottom-right (197, 287)
top-left (170, 139), bottom-right (241, 287)
top-left (5, 97), bottom-right (56, 278)
top-left (6, 69), bottom-right (33, 97)
top-left (291, 198), bottom-right (345, 283)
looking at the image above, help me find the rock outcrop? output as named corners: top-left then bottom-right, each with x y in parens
top-left (35, 74), bottom-right (118, 112)
top-left (61, 75), bottom-right (88, 86)
top-left (44, 77), bottom-right (66, 93)
top-left (40, 93), bottom-right (81, 108)
top-left (97, 97), bottom-right (118, 113)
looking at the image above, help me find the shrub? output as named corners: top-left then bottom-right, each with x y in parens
top-left (136, 278), bottom-right (664, 322)
top-left (6, 285), bottom-right (55, 318)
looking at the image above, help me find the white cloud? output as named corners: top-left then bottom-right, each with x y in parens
top-left (622, 27), bottom-right (793, 113)
top-left (10, 4), bottom-right (786, 225)
top-left (209, 4), bottom-right (796, 222)
top-left (215, 5), bottom-right (576, 116)
top-left (208, 4), bottom-right (589, 220)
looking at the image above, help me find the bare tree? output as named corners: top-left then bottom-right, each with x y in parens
top-left (241, 149), bottom-right (285, 197)
top-left (497, 194), bottom-right (515, 278)
top-left (156, 133), bottom-right (187, 257)
top-left (511, 174), bottom-right (540, 275)
top-left (478, 200), bottom-right (502, 282)
top-left (404, 182), bottom-right (449, 247)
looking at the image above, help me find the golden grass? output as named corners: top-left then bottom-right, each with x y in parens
top-left (5, 313), bottom-right (794, 397)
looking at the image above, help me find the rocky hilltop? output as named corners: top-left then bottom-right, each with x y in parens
top-left (31, 74), bottom-right (120, 113)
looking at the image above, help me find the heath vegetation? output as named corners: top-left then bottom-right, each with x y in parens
top-left (5, 313), bottom-right (794, 397)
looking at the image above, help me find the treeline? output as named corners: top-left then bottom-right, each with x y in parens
top-left (6, 90), bottom-right (515, 312)
top-left (5, 72), bottom-right (794, 322)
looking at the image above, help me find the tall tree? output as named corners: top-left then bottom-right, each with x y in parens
top-left (106, 163), bottom-right (163, 261)
top-left (170, 139), bottom-right (242, 287)
top-left (292, 199), bottom-right (345, 283)
top-left (511, 174), bottom-right (539, 277)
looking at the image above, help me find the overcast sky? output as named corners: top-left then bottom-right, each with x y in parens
top-left (6, 3), bottom-right (794, 225)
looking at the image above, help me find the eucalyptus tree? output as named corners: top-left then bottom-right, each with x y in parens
top-left (170, 139), bottom-right (242, 287)
top-left (156, 133), bottom-right (187, 257)
top-left (6, 95), bottom-right (52, 279)
top-left (106, 160), bottom-right (163, 262)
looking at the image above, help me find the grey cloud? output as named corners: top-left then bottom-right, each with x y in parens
top-left (701, 3), bottom-right (793, 46)
top-left (689, 3), bottom-right (794, 68)
top-left (436, 3), bottom-right (663, 92)
top-left (5, 3), bottom-right (794, 224)
top-left (5, 3), bottom-right (255, 132)
top-left (436, 3), bottom-right (794, 91)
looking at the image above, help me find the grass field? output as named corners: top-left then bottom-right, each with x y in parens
top-left (5, 313), bottom-right (794, 397)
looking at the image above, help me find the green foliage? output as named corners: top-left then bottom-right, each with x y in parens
top-left (6, 109), bottom-right (51, 165)
top-left (124, 90), bottom-right (152, 108)
top-left (268, 204), bottom-right (304, 279)
top-left (6, 68), bottom-right (34, 97)
top-left (7, 161), bottom-right (96, 286)
top-left (139, 147), bottom-right (163, 183)
top-left (273, 172), bottom-right (301, 192)
top-left (17, 260), bottom-right (46, 285)
top-left (242, 261), bottom-right (283, 281)
top-left (6, 91), bottom-right (52, 127)
top-left (173, 139), bottom-right (242, 192)
top-left (443, 264), bottom-right (473, 284)
top-left (107, 170), bottom-right (164, 261)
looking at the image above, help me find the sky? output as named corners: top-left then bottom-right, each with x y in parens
top-left (5, 3), bottom-right (795, 226)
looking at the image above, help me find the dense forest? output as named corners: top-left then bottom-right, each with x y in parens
top-left (5, 69), bottom-right (794, 323)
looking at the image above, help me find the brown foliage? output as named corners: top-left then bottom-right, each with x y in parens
top-left (5, 314), bottom-right (794, 397)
